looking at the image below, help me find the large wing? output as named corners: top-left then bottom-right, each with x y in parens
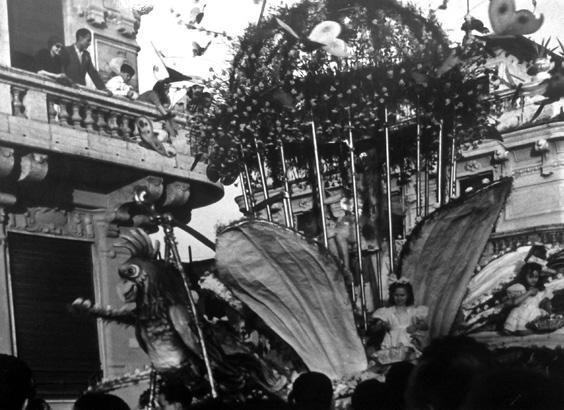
top-left (398, 178), bottom-right (513, 339)
top-left (215, 220), bottom-right (367, 379)
top-left (169, 304), bottom-right (202, 356)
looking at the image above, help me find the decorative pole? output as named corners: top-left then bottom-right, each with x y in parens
top-left (437, 119), bottom-right (444, 207)
top-left (254, 137), bottom-right (273, 221)
top-left (347, 110), bottom-right (367, 328)
top-left (384, 107), bottom-right (394, 272)
top-left (278, 139), bottom-right (294, 228)
top-left (147, 367), bottom-right (158, 409)
top-left (240, 144), bottom-right (256, 216)
top-left (161, 222), bottom-right (218, 398)
top-left (311, 116), bottom-right (328, 247)
top-left (450, 133), bottom-right (457, 201)
top-left (239, 174), bottom-right (250, 213)
top-left (424, 154), bottom-right (430, 216)
top-left (416, 112), bottom-right (422, 217)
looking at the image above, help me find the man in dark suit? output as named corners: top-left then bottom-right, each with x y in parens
top-left (62, 28), bottom-right (110, 93)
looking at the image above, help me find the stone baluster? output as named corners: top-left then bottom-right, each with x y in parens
top-left (11, 87), bottom-right (26, 117)
top-left (131, 117), bottom-right (140, 141)
top-left (58, 100), bottom-right (70, 126)
top-left (96, 109), bottom-right (107, 134)
top-left (84, 105), bottom-right (95, 131)
top-left (120, 115), bottom-right (132, 140)
top-left (107, 113), bottom-right (119, 138)
top-left (70, 102), bottom-right (83, 128)
top-left (47, 100), bottom-right (58, 124)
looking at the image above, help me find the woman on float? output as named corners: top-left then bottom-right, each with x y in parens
top-left (371, 279), bottom-right (428, 364)
top-left (504, 262), bottom-right (552, 334)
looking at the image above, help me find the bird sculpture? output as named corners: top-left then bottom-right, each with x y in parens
top-left (71, 228), bottom-right (290, 398)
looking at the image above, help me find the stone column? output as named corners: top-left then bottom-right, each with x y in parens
top-left (0, 200), bottom-right (16, 354)
top-left (0, 0), bottom-right (11, 67)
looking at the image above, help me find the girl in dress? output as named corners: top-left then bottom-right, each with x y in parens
top-left (504, 262), bottom-right (552, 334)
top-left (371, 280), bottom-right (428, 364)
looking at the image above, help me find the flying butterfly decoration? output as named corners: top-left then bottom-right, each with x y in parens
top-left (488, 0), bottom-right (543, 36)
top-left (275, 18), bottom-right (352, 58)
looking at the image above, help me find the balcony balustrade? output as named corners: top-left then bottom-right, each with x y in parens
top-left (0, 65), bottom-right (217, 185)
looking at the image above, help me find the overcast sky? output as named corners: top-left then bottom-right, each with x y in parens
top-left (135, 0), bottom-right (564, 260)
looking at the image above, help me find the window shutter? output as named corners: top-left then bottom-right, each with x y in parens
top-left (8, 233), bottom-right (101, 399)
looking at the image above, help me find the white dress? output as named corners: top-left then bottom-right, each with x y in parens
top-left (504, 288), bottom-right (552, 332)
top-left (372, 305), bottom-right (428, 364)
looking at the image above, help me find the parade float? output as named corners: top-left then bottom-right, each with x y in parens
top-left (72, 0), bottom-right (564, 406)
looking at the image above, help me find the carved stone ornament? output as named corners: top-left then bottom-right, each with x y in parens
top-left (162, 181), bottom-right (190, 208)
top-left (0, 146), bottom-right (15, 178)
top-left (464, 160), bottom-right (482, 172)
top-left (534, 138), bottom-right (550, 154)
top-left (85, 6), bottom-right (107, 28)
top-left (117, 18), bottom-right (137, 39)
top-left (492, 149), bottom-right (509, 162)
top-left (9, 208), bottom-right (95, 238)
top-left (19, 153), bottom-right (49, 182)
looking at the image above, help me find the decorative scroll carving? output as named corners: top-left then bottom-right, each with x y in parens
top-left (85, 6), bottom-right (107, 28)
top-left (117, 19), bottom-right (137, 39)
top-left (19, 153), bottom-right (48, 182)
top-left (162, 182), bottom-right (190, 208)
top-left (8, 208), bottom-right (96, 239)
top-left (0, 194), bottom-right (16, 208)
top-left (0, 147), bottom-right (15, 178)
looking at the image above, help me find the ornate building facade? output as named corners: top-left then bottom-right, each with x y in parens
top-left (0, 0), bottom-right (222, 407)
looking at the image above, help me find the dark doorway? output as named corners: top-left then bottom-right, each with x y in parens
top-left (8, 233), bottom-right (100, 399)
top-left (7, 0), bottom-right (64, 71)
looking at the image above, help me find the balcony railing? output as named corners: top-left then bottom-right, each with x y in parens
top-left (0, 65), bottom-right (217, 186)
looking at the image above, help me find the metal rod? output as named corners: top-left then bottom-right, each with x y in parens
top-left (148, 367), bottom-right (158, 409)
top-left (242, 161), bottom-right (256, 214)
top-left (240, 144), bottom-right (256, 216)
top-left (254, 137), bottom-right (272, 221)
top-left (239, 174), bottom-right (250, 213)
top-left (437, 119), bottom-right (444, 207)
top-left (416, 113), bottom-right (421, 217)
top-left (424, 154), bottom-right (430, 216)
top-left (162, 224), bottom-right (218, 398)
top-left (257, 0), bottom-right (268, 24)
top-left (376, 251), bottom-right (383, 307)
top-left (450, 133), bottom-right (457, 200)
top-left (311, 117), bottom-right (328, 248)
top-left (384, 107), bottom-right (395, 273)
top-left (348, 111), bottom-right (367, 329)
top-left (278, 140), bottom-right (294, 228)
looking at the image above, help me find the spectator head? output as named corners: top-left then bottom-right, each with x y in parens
top-left (47, 36), bottom-right (63, 56)
top-left (25, 398), bottom-right (51, 410)
top-left (351, 379), bottom-right (387, 410)
top-left (388, 282), bottom-right (414, 307)
top-left (75, 29), bottom-right (92, 50)
top-left (0, 353), bottom-right (34, 410)
top-left (386, 362), bottom-right (415, 410)
top-left (73, 393), bottom-right (130, 410)
top-left (137, 389), bottom-right (151, 410)
top-left (406, 336), bottom-right (495, 410)
top-left (462, 367), bottom-right (564, 410)
top-left (152, 80), bottom-right (171, 104)
top-left (288, 372), bottom-right (333, 410)
top-left (120, 64), bottom-right (135, 83)
top-left (157, 381), bottom-right (193, 410)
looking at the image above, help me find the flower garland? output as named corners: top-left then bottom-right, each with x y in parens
top-left (195, 0), bottom-right (493, 184)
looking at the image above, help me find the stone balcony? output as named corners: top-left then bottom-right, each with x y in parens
top-left (0, 65), bottom-right (223, 221)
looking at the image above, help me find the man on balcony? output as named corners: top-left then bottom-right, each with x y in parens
top-left (61, 28), bottom-right (111, 94)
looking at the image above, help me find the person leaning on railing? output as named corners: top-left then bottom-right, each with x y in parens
top-left (105, 63), bottom-right (139, 100)
top-left (34, 35), bottom-right (73, 86)
top-left (60, 28), bottom-right (112, 96)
